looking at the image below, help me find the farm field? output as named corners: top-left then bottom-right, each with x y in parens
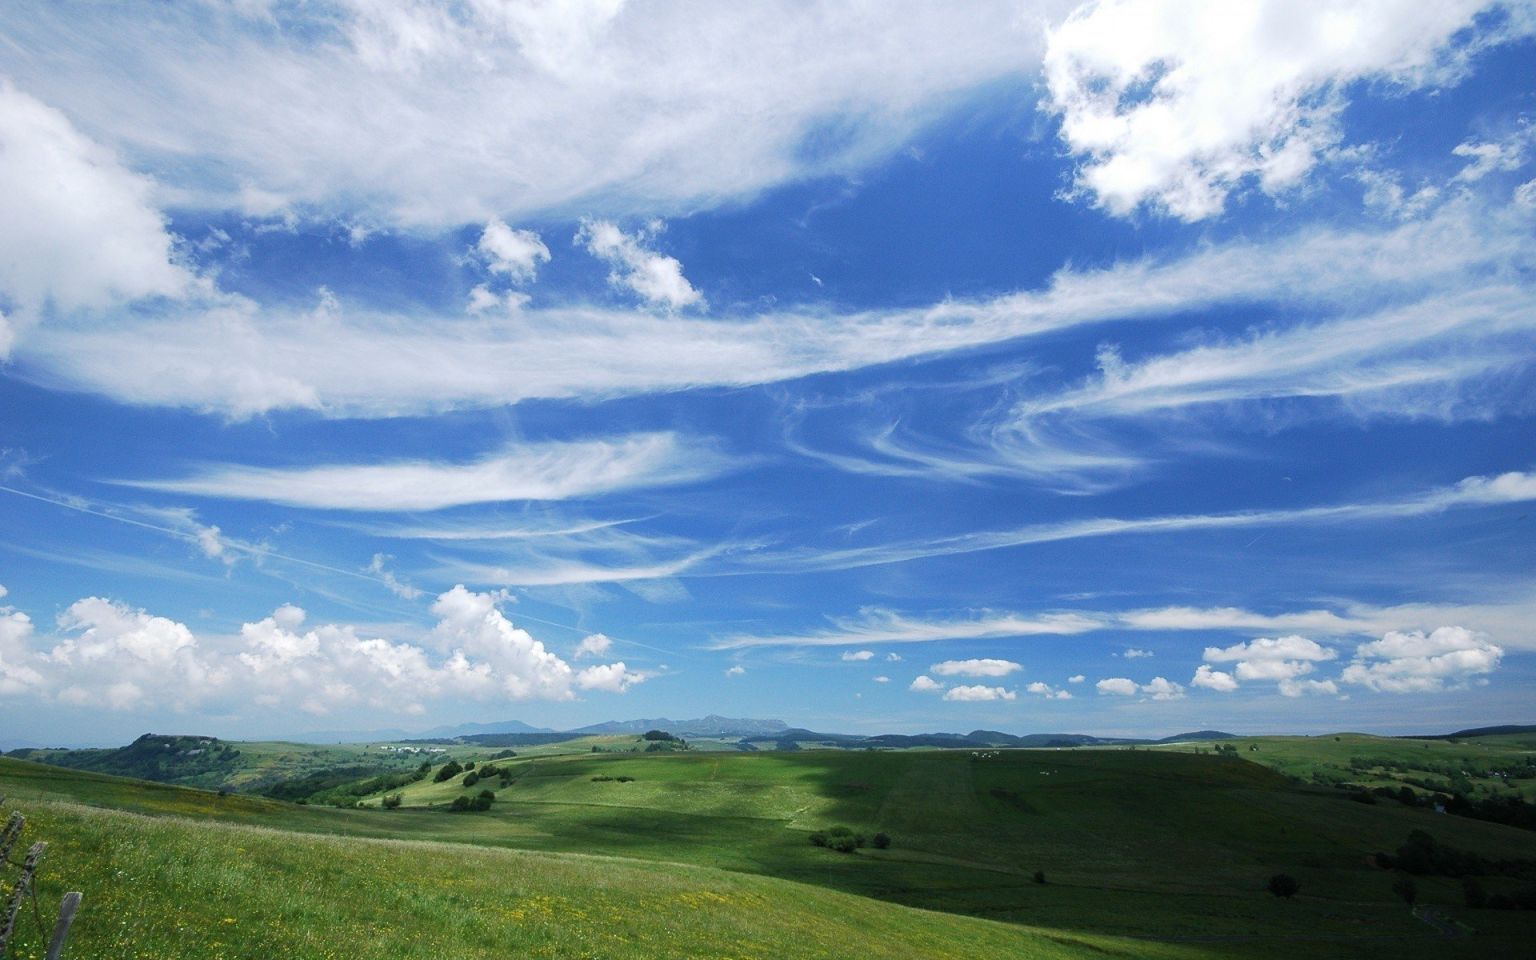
top-left (3, 741), bottom-right (1535, 958)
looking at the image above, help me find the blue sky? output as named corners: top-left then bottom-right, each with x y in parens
top-left (1, 1), bottom-right (1533, 746)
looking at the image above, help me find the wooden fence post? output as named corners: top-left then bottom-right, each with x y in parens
top-left (0, 841), bottom-right (45, 954)
top-left (44, 891), bottom-right (81, 960)
top-left (0, 813), bottom-right (24, 868)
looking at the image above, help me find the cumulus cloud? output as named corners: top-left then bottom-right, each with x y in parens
top-left (576, 220), bottom-right (702, 310)
top-left (1121, 647), bottom-right (1152, 658)
top-left (1278, 677), bottom-right (1339, 697)
top-left (1026, 681), bottom-right (1072, 700)
top-left (841, 649), bottom-right (876, 662)
top-left (574, 633), bottom-right (613, 659)
top-left (126, 432), bottom-right (733, 511)
top-left (930, 658), bottom-right (1022, 677)
top-left (1067, 674), bottom-right (1085, 683)
top-left (725, 664), bottom-right (746, 677)
top-left (0, 585), bottom-right (648, 715)
top-left (1042, 0), bottom-right (1518, 220)
top-left (1190, 665), bottom-right (1238, 692)
top-left (0, 82), bottom-right (192, 354)
top-left (1096, 677), bottom-right (1138, 696)
top-left (909, 675), bottom-right (944, 693)
top-left (1340, 625), bottom-right (1502, 693)
top-left (478, 219), bottom-right (550, 283)
top-left (943, 684), bottom-right (1017, 702)
top-left (886, 652), bottom-right (903, 662)
top-left (1097, 675), bottom-right (1182, 699)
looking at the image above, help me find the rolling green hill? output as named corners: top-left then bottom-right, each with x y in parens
top-left (6, 742), bottom-right (1536, 957)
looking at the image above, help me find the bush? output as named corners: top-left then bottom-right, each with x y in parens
top-left (1267, 874), bottom-right (1299, 898)
top-left (1392, 876), bottom-right (1418, 907)
top-left (462, 771), bottom-right (480, 787)
top-left (809, 832), bottom-right (828, 847)
top-left (872, 833), bottom-right (891, 850)
top-left (642, 730), bottom-right (676, 741)
top-left (449, 795), bottom-right (470, 812)
top-left (433, 760), bottom-right (463, 783)
top-left (616, 775), bottom-right (634, 783)
top-left (1463, 877), bottom-right (1487, 909)
top-left (827, 835), bottom-right (859, 853)
top-left (1033, 870), bottom-right (1046, 885)
top-left (382, 793), bottom-right (402, 809)
top-left (465, 761), bottom-right (476, 770)
top-left (591, 775), bottom-right (614, 782)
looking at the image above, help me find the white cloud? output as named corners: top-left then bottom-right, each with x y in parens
top-left (1452, 127), bottom-right (1533, 183)
top-left (1204, 635), bottom-right (1337, 663)
top-left (1096, 677), bottom-right (1138, 696)
top-left (0, 4), bottom-right (1053, 228)
top-left (873, 675), bottom-right (890, 683)
top-left (576, 220), bottom-right (702, 310)
top-left (1140, 676), bottom-right (1185, 701)
top-left (930, 658), bottom-right (1022, 678)
top-left (574, 661), bottom-right (646, 693)
top-left (909, 675), bottom-right (944, 693)
top-left (943, 684), bottom-right (1017, 702)
top-left (1121, 647), bottom-right (1152, 659)
top-left (1067, 674), bottom-right (1085, 683)
top-left (1340, 625), bottom-right (1503, 692)
top-left (574, 633), bottom-right (613, 659)
top-left (18, 196), bottom-right (1531, 422)
top-left (478, 220), bottom-right (550, 283)
top-left (126, 432), bottom-right (732, 511)
top-left (886, 652), bottom-right (903, 662)
top-left (712, 608), bottom-right (1100, 649)
top-left (1042, 0), bottom-right (1516, 220)
top-left (1278, 677), bottom-right (1339, 698)
top-left (840, 649), bottom-right (876, 662)
top-left (0, 82), bottom-right (192, 355)
top-left (0, 585), bottom-right (650, 715)
top-left (1190, 665), bottom-right (1238, 692)
top-left (367, 554), bottom-right (423, 600)
top-left (1026, 681), bottom-right (1072, 700)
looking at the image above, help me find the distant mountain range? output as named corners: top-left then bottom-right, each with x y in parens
top-left (570, 715), bottom-right (789, 737)
top-left (737, 728), bottom-right (1237, 749)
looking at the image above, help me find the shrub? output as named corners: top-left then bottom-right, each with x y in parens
top-left (827, 835), bottom-right (859, 853)
top-left (1463, 877), bottom-right (1487, 909)
top-left (809, 832), bottom-right (828, 847)
top-left (382, 793), bottom-right (402, 810)
top-left (433, 760), bottom-right (463, 783)
top-left (872, 833), bottom-right (891, 850)
top-left (591, 775), bottom-right (614, 782)
top-left (449, 795), bottom-right (470, 812)
top-left (1033, 870), bottom-right (1046, 885)
top-left (490, 749), bottom-right (518, 760)
top-left (616, 775), bottom-right (635, 783)
top-left (642, 730), bottom-right (676, 741)
top-left (462, 771), bottom-right (480, 787)
top-left (1392, 876), bottom-right (1418, 907)
top-left (1267, 874), bottom-right (1300, 899)
top-left (465, 761), bottom-right (476, 770)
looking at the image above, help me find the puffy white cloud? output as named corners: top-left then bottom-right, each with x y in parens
top-left (930, 658), bottom-right (1022, 677)
top-left (0, 82), bottom-right (192, 353)
top-left (1097, 675), bottom-right (1182, 699)
top-left (1203, 635), bottom-right (1337, 663)
top-left (886, 652), bottom-right (903, 662)
top-left (127, 432), bottom-right (733, 510)
top-left (725, 664), bottom-right (746, 677)
top-left (1026, 681), bottom-right (1072, 700)
top-left (1340, 626), bottom-right (1502, 692)
top-left (574, 661), bottom-right (646, 693)
top-left (1190, 665), bottom-right (1238, 692)
top-left (1140, 676), bottom-right (1185, 701)
top-left (0, 585), bottom-right (650, 715)
top-left (943, 684), bottom-right (1017, 702)
top-left (909, 675), bottom-right (944, 693)
top-left (576, 220), bottom-right (702, 310)
top-left (1452, 127), bottom-right (1533, 183)
top-left (840, 649), bottom-right (876, 662)
top-left (574, 633), bottom-right (613, 659)
top-left (478, 220), bottom-right (550, 283)
top-left (1042, 0), bottom-right (1514, 220)
top-left (1278, 677), bottom-right (1339, 698)
top-left (1096, 677), bottom-right (1138, 696)
top-left (1067, 674), bottom-right (1085, 684)
top-left (1121, 647), bottom-right (1152, 658)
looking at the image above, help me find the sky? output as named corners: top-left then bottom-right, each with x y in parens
top-left (1, 1), bottom-right (1534, 747)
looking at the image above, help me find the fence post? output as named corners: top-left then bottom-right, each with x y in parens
top-left (44, 891), bottom-right (81, 960)
top-left (0, 813), bottom-right (23, 866)
top-left (0, 841), bottom-right (45, 954)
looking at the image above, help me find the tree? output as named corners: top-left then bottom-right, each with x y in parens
top-left (433, 760), bottom-right (463, 783)
top-left (1033, 870), bottom-right (1047, 885)
top-left (382, 793), bottom-right (402, 809)
top-left (872, 833), bottom-right (891, 850)
top-left (1392, 876), bottom-right (1418, 907)
top-left (1267, 874), bottom-right (1299, 899)
top-left (462, 771), bottom-right (480, 787)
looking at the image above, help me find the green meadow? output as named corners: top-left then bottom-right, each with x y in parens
top-left (2, 735), bottom-right (1535, 958)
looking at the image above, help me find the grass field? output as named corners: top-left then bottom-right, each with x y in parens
top-left (3, 738), bottom-right (1534, 958)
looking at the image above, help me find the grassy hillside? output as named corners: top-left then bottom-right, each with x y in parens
top-left (3, 745), bottom-right (1535, 957)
